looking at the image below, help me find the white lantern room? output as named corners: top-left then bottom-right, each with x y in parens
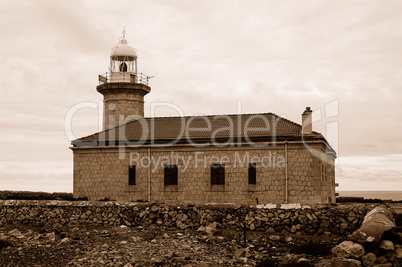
top-left (109, 35), bottom-right (138, 83)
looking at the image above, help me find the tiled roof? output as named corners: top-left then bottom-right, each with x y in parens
top-left (72, 113), bottom-right (326, 146)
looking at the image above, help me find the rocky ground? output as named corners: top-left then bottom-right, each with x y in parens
top-left (0, 224), bottom-right (341, 266)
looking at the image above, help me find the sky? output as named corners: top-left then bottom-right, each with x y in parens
top-left (0, 0), bottom-right (401, 192)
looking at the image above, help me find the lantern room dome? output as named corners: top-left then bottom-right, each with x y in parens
top-left (110, 37), bottom-right (137, 61)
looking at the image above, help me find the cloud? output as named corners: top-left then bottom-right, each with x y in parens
top-left (336, 154), bottom-right (402, 190)
top-left (0, 160), bottom-right (72, 192)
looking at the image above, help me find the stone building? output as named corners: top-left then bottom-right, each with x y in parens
top-left (71, 35), bottom-right (337, 204)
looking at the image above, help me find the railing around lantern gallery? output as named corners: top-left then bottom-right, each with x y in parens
top-left (98, 72), bottom-right (153, 86)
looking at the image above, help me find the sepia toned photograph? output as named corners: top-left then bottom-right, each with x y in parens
top-left (0, 0), bottom-right (401, 266)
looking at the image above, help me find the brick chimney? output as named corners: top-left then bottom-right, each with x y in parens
top-left (302, 107), bottom-right (312, 135)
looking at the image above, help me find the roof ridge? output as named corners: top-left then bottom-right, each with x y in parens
top-left (104, 112), bottom-right (282, 134)
top-left (73, 112), bottom-right (280, 141)
top-left (272, 114), bottom-right (302, 128)
top-left (142, 112), bottom-right (276, 119)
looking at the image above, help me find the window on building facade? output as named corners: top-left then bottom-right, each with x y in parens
top-left (321, 164), bottom-right (325, 182)
top-left (211, 164), bottom-right (225, 185)
top-left (129, 165), bottom-right (136, 185)
top-left (164, 165), bottom-right (178, 185)
top-left (248, 163), bottom-right (256, 184)
top-left (321, 164), bottom-right (328, 182)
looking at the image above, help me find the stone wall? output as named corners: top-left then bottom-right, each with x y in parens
top-left (72, 142), bottom-right (336, 204)
top-left (0, 201), bottom-right (370, 235)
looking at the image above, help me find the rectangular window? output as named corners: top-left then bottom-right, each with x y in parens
top-left (164, 165), bottom-right (178, 185)
top-left (129, 165), bottom-right (136, 185)
top-left (248, 163), bottom-right (256, 184)
top-left (321, 164), bottom-right (324, 181)
top-left (211, 164), bottom-right (225, 185)
top-left (321, 164), bottom-right (328, 182)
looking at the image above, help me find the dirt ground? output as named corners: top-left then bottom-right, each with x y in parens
top-left (0, 223), bottom-right (344, 266)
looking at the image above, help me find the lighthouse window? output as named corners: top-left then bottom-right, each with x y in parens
top-left (119, 62), bottom-right (128, 72)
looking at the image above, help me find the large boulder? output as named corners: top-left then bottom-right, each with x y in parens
top-left (349, 205), bottom-right (396, 244)
top-left (331, 241), bottom-right (365, 258)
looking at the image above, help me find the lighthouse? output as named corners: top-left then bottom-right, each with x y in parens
top-left (97, 33), bottom-right (151, 131)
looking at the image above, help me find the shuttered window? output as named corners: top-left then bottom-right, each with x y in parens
top-left (211, 164), bottom-right (225, 185)
top-left (164, 165), bottom-right (178, 185)
top-left (129, 165), bottom-right (136, 185)
top-left (248, 163), bottom-right (256, 184)
top-left (321, 164), bottom-right (327, 182)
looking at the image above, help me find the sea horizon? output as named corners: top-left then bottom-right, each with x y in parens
top-left (337, 191), bottom-right (402, 201)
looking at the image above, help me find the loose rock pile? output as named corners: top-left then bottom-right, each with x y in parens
top-left (319, 205), bottom-right (402, 266)
top-left (0, 201), bottom-right (371, 236)
top-left (0, 225), bottom-right (250, 266)
top-left (2, 201), bottom-right (401, 266)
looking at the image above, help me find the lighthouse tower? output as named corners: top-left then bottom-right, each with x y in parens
top-left (97, 33), bottom-right (151, 130)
